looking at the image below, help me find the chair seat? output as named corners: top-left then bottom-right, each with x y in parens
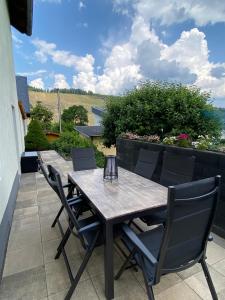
top-left (141, 209), bottom-right (166, 226)
top-left (122, 225), bottom-right (164, 283)
top-left (78, 216), bottom-right (104, 247)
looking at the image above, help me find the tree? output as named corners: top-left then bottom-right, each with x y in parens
top-left (102, 81), bottom-right (222, 147)
top-left (25, 119), bottom-right (49, 150)
top-left (61, 105), bottom-right (88, 125)
top-left (30, 101), bottom-right (53, 131)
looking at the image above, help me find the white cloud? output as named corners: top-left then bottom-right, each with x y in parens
top-left (54, 74), bottom-right (70, 89)
top-left (114, 0), bottom-right (225, 26)
top-left (30, 78), bottom-right (45, 89)
top-left (12, 33), bottom-right (23, 48)
top-left (79, 1), bottom-right (86, 10)
top-left (31, 2), bottom-right (225, 101)
top-left (17, 70), bottom-right (47, 77)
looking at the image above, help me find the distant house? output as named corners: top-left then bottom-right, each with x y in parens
top-left (0, 0), bottom-right (33, 279)
top-left (75, 125), bottom-right (103, 144)
top-left (16, 75), bottom-right (31, 136)
top-left (91, 106), bottom-right (105, 125)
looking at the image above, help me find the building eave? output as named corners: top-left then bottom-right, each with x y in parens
top-left (7, 0), bottom-right (33, 36)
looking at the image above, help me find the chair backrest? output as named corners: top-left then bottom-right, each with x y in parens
top-left (38, 159), bottom-right (59, 195)
top-left (71, 147), bottom-right (97, 171)
top-left (156, 176), bottom-right (221, 280)
top-left (134, 149), bottom-right (159, 180)
top-left (47, 165), bottom-right (87, 247)
top-left (160, 151), bottom-right (195, 186)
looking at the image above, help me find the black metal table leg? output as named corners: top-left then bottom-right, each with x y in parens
top-left (104, 221), bottom-right (114, 300)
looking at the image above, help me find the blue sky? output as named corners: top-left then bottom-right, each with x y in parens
top-left (12, 0), bottom-right (225, 106)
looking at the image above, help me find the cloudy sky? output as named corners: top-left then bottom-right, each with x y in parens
top-left (12, 0), bottom-right (225, 106)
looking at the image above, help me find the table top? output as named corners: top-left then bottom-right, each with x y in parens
top-left (68, 167), bottom-right (168, 221)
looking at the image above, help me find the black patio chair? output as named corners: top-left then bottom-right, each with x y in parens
top-left (38, 159), bottom-right (80, 228)
top-left (116, 176), bottom-right (221, 300)
top-left (134, 149), bottom-right (160, 180)
top-left (49, 166), bottom-right (103, 300)
top-left (141, 151), bottom-right (195, 226)
top-left (71, 147), bottom-right (97, 171)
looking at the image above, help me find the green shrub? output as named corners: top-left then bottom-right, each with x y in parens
top-left (51, 131), bottom-right (105, 167)
top-left (25, 119), bottom-right (49, 151)
top-left (102, 82), bottom-right (222, 147)
top-left (50, 121), bottom-right (75, 133)
top-left (30, 101), bottom-right (53, 131)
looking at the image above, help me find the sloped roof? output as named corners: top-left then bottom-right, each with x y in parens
top-left (75, 126), bottom-right (103, 138)
top-left (92, 106), bottom-right (105, 117)
top-left (16, 76), bottom-right (30, 115)
top-left (8, 0), bottom-right (33, 36)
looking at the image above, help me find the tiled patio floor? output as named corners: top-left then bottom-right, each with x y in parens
top-left (1, 150), bottom-right (225, 299)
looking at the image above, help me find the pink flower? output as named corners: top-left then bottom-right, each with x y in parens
top-left (178, 133), bottom-right (189, 140)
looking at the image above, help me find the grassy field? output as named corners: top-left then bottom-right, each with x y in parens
top-left (29, 91), bottom-right (106, 125)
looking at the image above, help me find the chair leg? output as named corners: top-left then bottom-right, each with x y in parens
top-left (201, 259), bottom-right (218, 300)
top-left (55, 226), bottom-right (73, 259)
top-left (139, 255), bottom-right (155, 300)
top-left (114, 249), bottom-right (135, 280)
top-left (51, 205), bottom-right (64, 228)
top-left (64, 231), bottom-right (100, 300)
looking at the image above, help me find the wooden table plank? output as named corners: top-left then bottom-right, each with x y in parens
top-left (68, 167), bottom-right (167, 220)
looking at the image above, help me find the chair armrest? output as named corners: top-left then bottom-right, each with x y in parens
top-left (67, 197), bottom-right (83, 206)
top-left (122, 224), bottom-right (157, 266)
top-left (78, 221), bottom-right (101, 234)
top-left (63, 183), bottom-right (73, 188)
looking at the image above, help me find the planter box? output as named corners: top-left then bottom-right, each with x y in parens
top-left (21, 151), bottom-right (38, 173)
top-left (116, 138), bottom-right (225, 238)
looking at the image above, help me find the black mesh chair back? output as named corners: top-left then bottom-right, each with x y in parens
top-left (48, 165), bottom-right (102, 299)
top-left (134, 149), bottom-right (159, 180)
top-left (160, 151), bottom-right (195, 186)
top-left (38, 159), bottom-right (60, 196)
top-left (115, 176), bottom-right (221, 300)
top-left (71, 147), bottom-right (97, 171)
top-left (157, 176), bottom-right (220, 279)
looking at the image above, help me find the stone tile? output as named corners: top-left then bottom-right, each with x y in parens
top-left (11, 215), bottom-right (40, 234)
top-left (85, 245), bottom-right (123, 278)
top-left (0, 266), bottom-right (47, 300)
top-left (177, 264), bottom-right (202, 280)
top-left (133, 268), bottom-right (182, 295)
top-left (13, 206), bottom-right (39, 220)
top-left (185, 265), bottom-right (225, 300)
top-left (3, 243), bottom-right (43, 277)
top-left (38, 202), bottom-right (61, 217)
top-left (212, 258), bottom-right (225, 276)
top-left (17, 190), bottom-right (37, 202)
top-left (19, 183), bottom-right (37, 193)
top-left (37, 188), bottom-right (54, 198)
top-left (16, 198), bottom-right (37, 209)
top-left (218, 288), bottom-right (225, 299)
top-left (156, 282), bottom-right (201, 300)
top-left (206, 242), bottom-right (225, 265)
top-left (48, 279), bottom-right (99, 300)
top-left (42, 239), bottom-right (61, 263)
top-left (41, 224), bottom-right (61, 242)
top-left (40, 213), bottom-right (67, 228)
top-left (37, 194), bottom-right (58, 206)
top-left (92, 270), bottom-right (146, 300)
top-left (8, 226), bottom-right (41, 251)
top-left (45, 254), bottom-right (89, 296)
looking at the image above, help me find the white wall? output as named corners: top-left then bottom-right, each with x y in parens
top-left (0, 0), bottom-right (25, 223)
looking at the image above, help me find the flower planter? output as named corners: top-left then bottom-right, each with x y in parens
top-left (116, 138), bottom-right (225, 239)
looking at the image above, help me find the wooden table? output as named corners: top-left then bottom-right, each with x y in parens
top-left (68, 167), bottom-right (167, 299)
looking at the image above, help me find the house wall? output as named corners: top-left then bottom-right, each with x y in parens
top-left (0, 0), bottom-right (25, 279)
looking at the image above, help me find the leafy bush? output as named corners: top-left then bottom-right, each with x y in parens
top-left (51, 131), bottom-right (105, 167)
top-left (50, 121), bottom-right (75, 133)
top-left (30, 101), bottom-right (53, 131)
top-left (102, 82), bottom-right (222, 147)
top-left (25, 119), bottom-right (49, 151)
top-left (61, 105), bottom-right (88, 125)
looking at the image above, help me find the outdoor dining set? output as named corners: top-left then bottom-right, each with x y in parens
top-left (38, 147), bottom-right (221, 300)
